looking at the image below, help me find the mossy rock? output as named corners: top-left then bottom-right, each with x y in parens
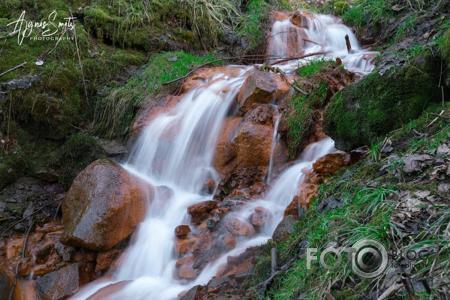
top-left (324, 53), bottom-right (444, 151)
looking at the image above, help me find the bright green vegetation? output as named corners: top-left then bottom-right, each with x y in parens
top-left (287, 60), bottom-right (336, 157)
top-left (83, 0), bottom-right (241, 50)
top-left (94, 51), bottom-right (219, 138)
top-left (236, 0), bottom-right (290, 53)
top-left (394, 14), bottom-right (417, 42)
top-left (324, 51), bottom-right (444, 151)
top-left (248, 104), bottom-right (450, 299)
top-left (297, 59), bottom-right (332, 77)
top-left (342, 0), bottom-right (391, 28)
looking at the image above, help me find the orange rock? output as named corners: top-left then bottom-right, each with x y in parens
top-left (175, 225), bottom-right (191, 239)
top-left (87, 281), bottom-right (131, 300)
top-left (237, 70), bottom-right (278, 113)
top-left (213, 117), bottom-right (241, 176)
top-left (223, 234), bottom-right (236, 250)
top-left (131, 95), bottom-right (182, 137)
top-left (95, 248), bottom-right (122, 273)
top-left (313, 152), bottom-right (351, 175)
top-left (250, 207), bottom-right (272, 228)
top-left (177, 256), bottom-right (197, 280)
top-left (225, 218), bottom-right (255, 237)
top-left (62, 159), bottom-right (152, 251)
top-left (175, 238), bottom-right (198, 256)
top-left (234, 121), bottom-right (273, 169)
top-left (13, 279), bottom-right (38, 300)
top-left (187, 201), bottom-right (217, 225)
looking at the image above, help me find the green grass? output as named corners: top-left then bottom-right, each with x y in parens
top-left (248, 103), bottom-right (450, 299)
top-left (298, 59), bottom-right (331, 77)
top-left (237, 0), bottom-right (271, 51)
top-left (394, 14), bottom-right (417, 42)
top-left (342, 0), bottom-right (391, 28)
top-left (93, 51), bottom-right (219, 138)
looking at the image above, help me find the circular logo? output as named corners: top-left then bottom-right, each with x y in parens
top-left (352, 239), bottom-right (388, 278)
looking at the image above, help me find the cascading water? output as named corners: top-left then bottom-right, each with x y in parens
top-left (72, 10), bottom-right (374, 300)
top-left (267, 107), bottom-right (281, 184)
top-left (267, 12), bottom-right (376, 74)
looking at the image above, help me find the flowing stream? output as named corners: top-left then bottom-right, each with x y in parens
top-left (72, 11), bottom-right (374, 300)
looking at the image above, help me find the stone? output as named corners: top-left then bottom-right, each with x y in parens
top-left (175, 225), bottom-right (191, 239)
top-left (237, 70), bottom-right (278, 113)
top-left (272, 215), bottom-right (296, 243)
top-left (36, 264), bottom-right (79, 300)
top-left (95, 248), bottom-right (122, 273)
top-left (225, 218), bottom-right (255, 237)
top-left (317, 198), bottom-right (344, 213)
top-left (87, 281), bottom-right (131, 300)
top-left (187, 201), bottom-right (218, 225)
top-left (403, 154), bottom-right (433, 174)
top-left (249, 207), bottom-right (271, 228)
top-left (13, 279), bottom-right (38, 300)
top-left (313, 152), bottom-right (351, 175)
top-left (62, 159), bottom-right (151, 251)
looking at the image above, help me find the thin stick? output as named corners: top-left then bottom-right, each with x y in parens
top-left (8, 221), bottom-right (34, 300)
top-left (162, 54), bottom-right (277, 85)
top-left (345, 35), bottom-right (352, 54)
top-left (269, 52), bottom-right (327, 65)
top-left (0, 62), bottom-right (27, 78)
top-left (70, 10), bottom-right (89, 105)
top-left (426, 110), bottom-right (445, 128)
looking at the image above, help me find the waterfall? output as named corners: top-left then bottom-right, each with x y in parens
top-left (267, 12), bottom-right (376, 74)
top-left (267, 107), bottom-right (281, 184)
top-left (71, 11), bottom-right (374, 300)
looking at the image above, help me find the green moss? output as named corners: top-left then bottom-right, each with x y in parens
top-left (324, 52), bottom-right (443, 151)
top-left (287, 95), bottom-right (314, 157)
top-left (94, 51), bottom-right (218, 138)
top-left (298, 59), bottom-right (332, 77)
top-left (342, 0), bottom-right (390, 28)
top-left (51, 133), bottom-right (105, 186)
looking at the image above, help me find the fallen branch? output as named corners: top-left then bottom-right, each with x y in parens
top-left (269, 51), bottom-right (327, 65)
top-left (377, 282), bottom-right (403, 300)
top-left (162, 54), bottom-right (281, 85)
top-left (0, 62), bottom-right (27, 78)
top-left (426, 110), bottom-right (445, 127)
top-left (8, 220), bottom-right (34, 300)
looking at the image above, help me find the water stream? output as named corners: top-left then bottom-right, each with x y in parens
top-left (72, 11), bottom-right (374, 300)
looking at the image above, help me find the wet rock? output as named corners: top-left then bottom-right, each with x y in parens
top-left (272, 215), bottom-right (296, 243)
top-left (0, 270), bottom-right (12, 299)
top-left (175, 225), bottom-right (191, 239)
top-left (179, 285), bottom-right (207, 300)
top-left (213, 117), bottom-right (242, 176)
top-left (437, 143), bottom-right (450, 156)
top-left (313, 152), bottom-right (351, 175)
top-left (62, 159), bottom-right (151, 251)
top-left (225, 218), bottom-right (255, 237)
top-left (36, 263), bottom-right (78, 300)
top-left (98, 139), bottom-right (128, 157)
top-left (237, 70), bottom-right (278, 113)
top-left (87, 281), bottom-right (131, 300)
top-left (2, 75), bottom-right (39, 90)
top-left (13, 279), bottom-right (38, 300)
top-left (95, 248), bottom-right (122, 273)
top-left (317, 198), bottom-right (344, 213)
top-left (223, 234), bottom-right (237, 250)
top-left (403, 154), bottom-right (433, 174)
top-left (233, 121), bottom-right (273, 169)
top-left (188, 201), bottom-right (218, 225)
top-left (177, 256), bottom-right (197, 280)
top-left (249, 207), bottom-right (271, 228)
top-left (437, 183), bottom-right (450, 197)
top-left (175, 238), bottom-right (198, 256)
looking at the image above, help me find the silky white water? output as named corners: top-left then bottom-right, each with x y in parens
top-left (267, 13), bottom-right (376, 74)
top-left (71, 11), bottom-right (374, 300)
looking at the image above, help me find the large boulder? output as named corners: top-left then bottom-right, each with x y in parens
top-left (324, 53), bottom-right (443, 151)
top-left (237, 70), bottom-right (289, 113)
top-left (62, 159), bottom-right (151, 251)
top-left (36, 263), bottom-right (79, 300)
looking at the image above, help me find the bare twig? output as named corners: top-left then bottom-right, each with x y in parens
top-left (8, 220), bottom-right (34, 300)
top-left (377, 282), bottom-right (403, 300)
top-left (427, 110), bottom-right (445, 127)
top-left (269, 52), bottom-right (327, 65)
top-left (0, 62), bottom-right (27, 78)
